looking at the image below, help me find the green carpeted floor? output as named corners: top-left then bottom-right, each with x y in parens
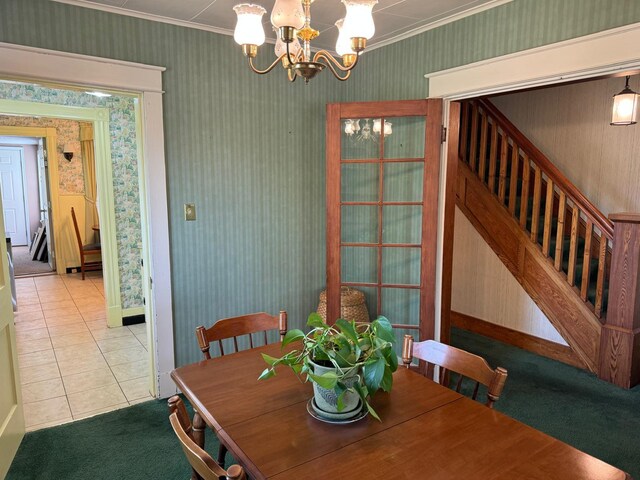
top-left (7, 328), bottom-right (640, 479)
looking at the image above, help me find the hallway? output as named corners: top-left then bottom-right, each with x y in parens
top-left (13, 273), bottom-right (152, 431)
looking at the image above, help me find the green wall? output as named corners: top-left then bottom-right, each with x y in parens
top-left (0, 0), bottom-right (347, 366)
top-left (2, 0), bottom-right (639, 366)
top-left (345, 0), bottom-right (640, 101)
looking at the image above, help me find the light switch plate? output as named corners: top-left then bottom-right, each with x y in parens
top-left (184, 203), bottom-right (196, 221)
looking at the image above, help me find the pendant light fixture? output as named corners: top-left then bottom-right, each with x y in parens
top-left (232, 0), bottom-right (377, 84)
top-left (611, 75), bottom-right (639, 126)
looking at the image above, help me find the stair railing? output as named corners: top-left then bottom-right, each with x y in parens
top-left (459, 98), bottom-right (613, 320)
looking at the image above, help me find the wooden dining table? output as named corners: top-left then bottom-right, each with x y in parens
top-left (171, 343), bottom-right (631, 480)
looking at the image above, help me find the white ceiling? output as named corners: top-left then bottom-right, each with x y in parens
top-left (53, 0), bottom-right (510, 53)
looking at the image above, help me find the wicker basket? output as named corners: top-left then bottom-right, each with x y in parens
top-left (317, 287), bottom-right (370, 323)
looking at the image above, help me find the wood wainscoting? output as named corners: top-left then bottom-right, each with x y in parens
top-left (451, 311), bottom-right (585, 369)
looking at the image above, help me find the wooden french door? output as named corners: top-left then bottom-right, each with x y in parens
top-left (326, 100), bottom-right (443, 343)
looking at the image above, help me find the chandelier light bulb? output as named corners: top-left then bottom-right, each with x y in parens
top-left (335, 19), bottom-right (356, 57)
top-left (342, 0), bottom-right (377, 40)
top-left (233, 4), bottom-right (267, 46)
top-left (271, 0), bottom-right (305, 29)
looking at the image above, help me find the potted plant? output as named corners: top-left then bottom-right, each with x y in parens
top-left (258, 312), bottom-right (398, 421)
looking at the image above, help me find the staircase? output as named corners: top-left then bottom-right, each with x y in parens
top-left (456, 98), bottom-right (614, 374)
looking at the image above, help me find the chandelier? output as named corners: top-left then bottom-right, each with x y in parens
top-left (232, 0), bottom-right (377, 84)
top-left (344, 118), bottom-right (392, 142)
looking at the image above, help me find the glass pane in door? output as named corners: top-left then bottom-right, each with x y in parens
top-left (341, 117), bottom-right (382, 160)
top-left (341, 163), bottom-right (378, 202)
top-left (381, 248), bottom-right (421, 285)
top-left (383, 162), bottom-right (424, 202)
top-left (341, 247), bottom-right (377, 284)
top-left (380, 288), bottom-right (420, 339)
top-left (383, 116), bottom-right (426, 159)
top-left (382, 205), bottom-right (422, 244)
top-left (341, 206), bottom-right (378, 243)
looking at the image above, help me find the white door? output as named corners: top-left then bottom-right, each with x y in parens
top-left (0, 182), bottom-right (25, 477)
top-left (37, 140), bottom-right (55, 270)
top-left (0, 147), bottom-right (28, 246)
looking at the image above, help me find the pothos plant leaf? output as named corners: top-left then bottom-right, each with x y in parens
top-left (261, 353), bottom-right (280, 367)
top-left (363, 357), bottom-right (386, 394)
top-left (281, 329), bottom-right (305, 348)
top-left (380, 365), bottom-right (394, 392)
top-left (335, 318), bottom-right (359, 345)
top-left (307, 312), bottom-right (326, 329)
top-left (372, 316), bottom-right (395, 344)
top-left (258, 367), bottom-right (276, 381)
top-left (308, 371), bottom-right (339, 390)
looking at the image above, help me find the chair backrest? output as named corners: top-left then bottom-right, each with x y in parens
top-left (402, 336), bottom-right (508, 408)
top-left (196, 311), bottom-right (287, 360)
top-left (70, 207), bottom-right (83, 250)
top-left (168, 396), bottom-right (246, 480)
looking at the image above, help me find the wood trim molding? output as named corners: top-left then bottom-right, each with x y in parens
top-left (0, 44), bottom-right (174, 398)
top-left (451, 310), bottom-right (586, 370)
top-left (0, 42), bottom-right (165, 93)
top-left (0, 126), bottom-right (60, 272)
top-left (456, 163), bottom-right (602, 372)
top-left (427, 23), bottom-right (640, 99)
top-left (439, 102), bottom-right (460, 345)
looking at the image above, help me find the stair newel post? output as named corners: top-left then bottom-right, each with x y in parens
top-left (598, 213), bottom-right (640, 388)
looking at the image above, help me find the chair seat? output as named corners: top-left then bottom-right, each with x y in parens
top-left (82, 243), bottom-right (101, 251)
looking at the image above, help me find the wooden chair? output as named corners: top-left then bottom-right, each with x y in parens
top-left (194, 310), bottom-right (287, 466)
top-left (168, 396), bottom-right (246, 480)
top-left (196, 311), bottom-right (287, 359)
top-left (402, 336), bottom-right (508, 408)
top-left (71, 207), bottom-right (102, 280)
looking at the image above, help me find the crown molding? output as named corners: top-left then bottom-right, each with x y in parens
top-left (51, 0), bottom-right (512, 53)
top-left (364, 0), bottom-right (514, 52)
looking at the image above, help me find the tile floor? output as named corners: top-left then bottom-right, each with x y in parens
top-left (13, 272), bottom-right (153, 431)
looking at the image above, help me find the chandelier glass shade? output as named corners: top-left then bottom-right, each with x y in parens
top-left (232, 0), bottom-right (377, 84)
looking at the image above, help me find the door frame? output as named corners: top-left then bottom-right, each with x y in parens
top-left (0, 41), bottom-right (175, 399)
top-left (426, 22), bottom-right (640, 342)
top-left (0, 102), bottom-right (124, 326)
top-left (0, 145), bottom-right (30, 246)
top-left (0, 127), bottom-right (59, 267)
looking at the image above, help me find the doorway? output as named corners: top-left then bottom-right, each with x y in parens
top-left (0, 134), bottom-right (57, 277)
top-left (0, 100), bottom-right (154, 430)
top-left (425, 23), bottom-right (640, 356)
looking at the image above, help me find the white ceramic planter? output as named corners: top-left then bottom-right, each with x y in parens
top-left (309, 359), bottom-right (362, 418)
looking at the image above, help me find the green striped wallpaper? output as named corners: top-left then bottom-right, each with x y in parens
top-left (345, 0), bottom-right (640, 101)
top-left (1, 0), bottom-right (639, 366)
top-left (0, 0), bottom-right (348, 366)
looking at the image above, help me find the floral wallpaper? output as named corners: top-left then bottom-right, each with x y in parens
top-left (0, 81), bottom-right (144, 310)
top-left (0, 115), bottom-right (85, 194)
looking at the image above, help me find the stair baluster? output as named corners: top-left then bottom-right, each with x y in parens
top-left (458, 98), bottom-right (614, 320)
top-left (455, 98), bottom-right (639, 385)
